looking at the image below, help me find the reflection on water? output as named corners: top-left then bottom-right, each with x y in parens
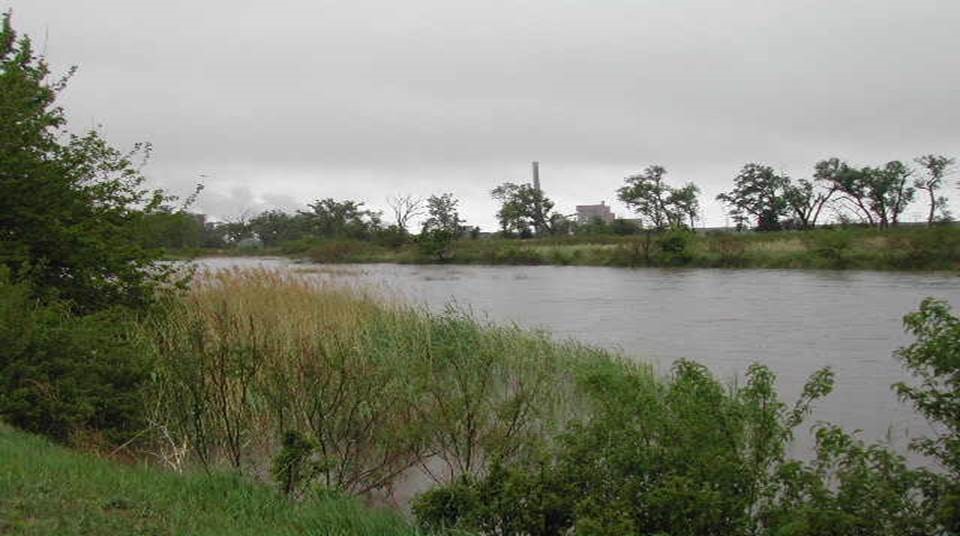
top-left (196, 257), bottom-right (960, 455)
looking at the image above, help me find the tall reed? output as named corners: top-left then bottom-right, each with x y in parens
top-left (145, 268), bottom-right (623, 499)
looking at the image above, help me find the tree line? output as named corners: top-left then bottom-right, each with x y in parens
top-left (143, 154), bottom-right (955, 252)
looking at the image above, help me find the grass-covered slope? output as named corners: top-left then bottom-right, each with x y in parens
top-left (0, 424), bottom-right (418, 536)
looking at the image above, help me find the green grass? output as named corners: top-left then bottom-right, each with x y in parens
top-left (0, 424), bottom-right (419, 535)
top-left (172, 225), bottom-right (960, 271)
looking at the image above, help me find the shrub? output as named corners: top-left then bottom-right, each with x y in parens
top-left (655, 230), bottom-right (695, 265)
top-left (0, 269), bottom-right (150, 446)
top-left (809, 229), bottom-right (854, 268)
top-left (305, 239), bottom-right (363, 263)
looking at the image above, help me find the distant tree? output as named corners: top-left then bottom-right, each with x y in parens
top-left (666, 182), bottom-right (702, 229)
top-left (610, 218), bottom-right (641, 236)
top-left (420, 193), bottom-right (464, 261)
top-left (873, 160), bottom-right (916, 227)
top-left (298, 198), bottom-right (381, 239)
top-left (491, 182), bottom-right (557, 237)
top-left (617, 165), bottom-right (671, 229)
top-left (422, 193), bottom-right (463, 235)
top-left (138, 211), bottom-right (205, 249)
top-left (0, 12), bottom-right (174, 311)
top-left (915, 154), bottom-right (955, 225)
top-left (386, 194), bottom-right (424, 234)
top-left (247, 209), bottom-right (307, 247)
top-left (817, 159), bottom-right (915, 228)
top-left (784, 176), bottom-right (835, 230)
top-left (617, 166), bottom-right (701, 230)
top-left (716, 164), bottom-right (791, 231)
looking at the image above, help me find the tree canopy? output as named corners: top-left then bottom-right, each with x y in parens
top-left (0, 12), bottom-right (171, 311)
top-left (618, 165), bottom-right (701, 230)
top-left (491, 182), bottom-right (559, 237)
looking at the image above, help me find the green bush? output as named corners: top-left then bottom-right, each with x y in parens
top-left (809, 229), bottom-right (854, 268)
top-left (306, 239), bottom-right (364, 263)
top-left (0, 270), bottom-right (150, 446)
top-left (655, 230), bottom-right (695, 265)
top-left (412, 356), bottom-right (950, 535)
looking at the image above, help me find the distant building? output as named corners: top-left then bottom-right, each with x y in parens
top-left (576, 201), bottom-right (616, 225)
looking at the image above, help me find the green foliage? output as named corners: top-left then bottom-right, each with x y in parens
top-left (618, 165), bottom-right (700, 229)
top-left (809, 229), bottom-right (853, 268)
top-left (299, 198), bottom-right (382, 240)
top-left (272, 430), bottom-right (318, 496)
top-left (413, 360), bottom-right (837, 535)
top-left (717, 163), bottom-right (792, 231)
top-left (655, 229), bottom-right (695, 264)
top-left (0, 424), bottom-right (419, 535)
top-left (0, 13), bottom-right (171, 312)
top-left (491, 182), bottom-right (559, 237)
top-left (914, 155), bottom-right (955, 225)
top-left (419, 193), bottom-right (464, 261)
top-left (138, 211), bottom-right (205, 250)
top-left (248, 209), bottom-right (309, 247)
top-left (895, 298), bottom-right (960, 530)
top-left (147, 270), bottom-right (582, 497)
top-left (764, 425), bottom-right (938, 536)
top-left (0, 269), bottom-right (150, 445)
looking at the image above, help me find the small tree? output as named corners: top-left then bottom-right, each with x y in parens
top-left (783, 177), bottom-right (835, 229)
top-left (716, 163), bottom-right (791, 231)
top-left (915, 154), bottom-right (955, 225)
top-left (420, 193), bottom-right (464, 261)
top-left (816, 158), bottom-right (916, 228)
top-left (491, 182), bottom-right (557, 237)
top-left (617, 166), bottom-right (700, 230)
top-left (247, 209), bottom-right (308, 247)
top-left (298, 198), bottom-right (381, 240)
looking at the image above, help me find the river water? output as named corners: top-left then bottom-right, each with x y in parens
top-left (198, 257), bottom-right (960, 456)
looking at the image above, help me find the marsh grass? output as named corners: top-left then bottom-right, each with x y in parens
top-left (146, 268), bottom-right (624, 501)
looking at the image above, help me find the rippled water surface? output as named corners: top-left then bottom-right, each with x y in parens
top-left (198, 257), bottom-right (960, 453)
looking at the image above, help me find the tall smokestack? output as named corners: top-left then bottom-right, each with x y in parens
top-left (532, 161), bottom-right (540, 192)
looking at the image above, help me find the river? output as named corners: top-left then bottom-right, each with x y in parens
top-left (198, 257), bottom-right (960, 457)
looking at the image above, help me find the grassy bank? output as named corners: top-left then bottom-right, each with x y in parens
top-left (3, 267), bottom-right (958, 534)
top-left (0, 423), bottom-right (417, 535)
top-left (173, 225), bottom-right (960, 271)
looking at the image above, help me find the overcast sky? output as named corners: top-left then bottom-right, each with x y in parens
top-left (7, 0), bottom-right (960, 228)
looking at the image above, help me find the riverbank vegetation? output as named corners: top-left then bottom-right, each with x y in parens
top-left (5, 10), bottom-right (960, 534)
top-left (172, 224), bottom-right (960, 271)
top-left (4, 267), bottom-right (960, 534)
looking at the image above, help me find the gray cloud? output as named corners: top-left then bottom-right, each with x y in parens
top-left (9, 0), bottom-right (960, 227)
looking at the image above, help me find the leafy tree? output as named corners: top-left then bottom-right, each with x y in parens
top-left (914, 154), bottom-right (955, 225)
top-left (138, 211), bottom-right (205, 250)
top-left (247, 209), bottom-right (307, 247)
top-left (666, 182), bottom-right (701, 228)
top-left (0, 12), bottom-right (172, 311)
top-left (816, 158), bottom-right (915, 228)
top-left (784, 177), bottom-right (835, 229)
top-left (298, 198), bottom-right (381, 240)
top-left (491, 182), bottom-right (557, 237)
top-left (419, 193), bottom-right (464, 261)
top-left (617, 165), bottom-right (701, 230)
top-left (895, 298), bottom-right (960, 530)
top-left (716, 163), bottom-right (791, 231)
